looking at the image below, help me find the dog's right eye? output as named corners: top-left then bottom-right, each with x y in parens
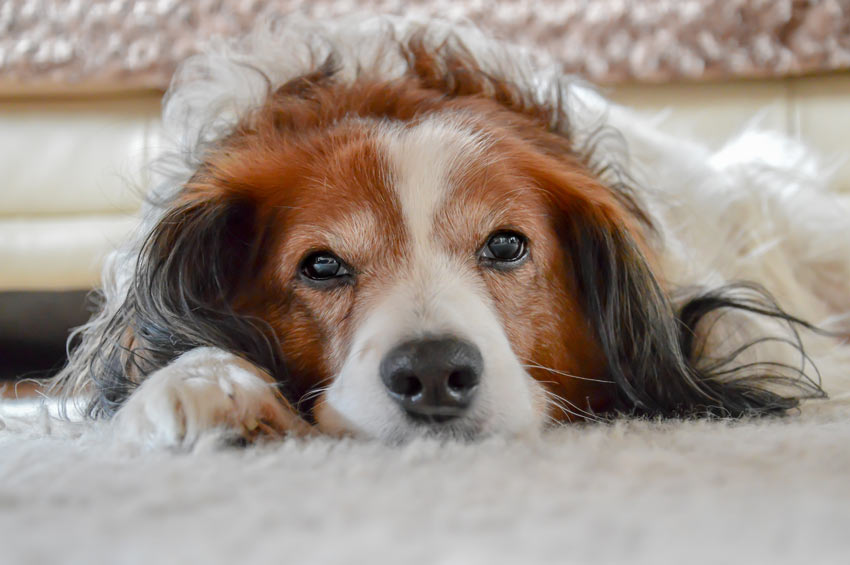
top-left (300, 251), bottom-right (351, 283)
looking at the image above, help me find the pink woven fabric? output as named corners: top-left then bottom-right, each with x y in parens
top-left (2, 0), bottom-right (849, 93)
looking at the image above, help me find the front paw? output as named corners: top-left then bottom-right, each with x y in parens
top-left (113, 348), bottom-right (311, 448)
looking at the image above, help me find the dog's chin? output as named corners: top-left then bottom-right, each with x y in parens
top-left (313, 396), bottom-right (541, 443)
top-left (381, 418), bottom-right (488, 444)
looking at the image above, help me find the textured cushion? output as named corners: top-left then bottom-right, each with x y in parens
top-left (1, 0), bottom-right (849, 94)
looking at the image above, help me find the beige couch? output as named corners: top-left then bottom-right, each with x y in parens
top-left (0, 95), bottom-right (157, 291)
top-left (2, 74), bottom-right (848, 293)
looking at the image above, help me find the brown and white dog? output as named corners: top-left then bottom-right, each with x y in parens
top-left (54, 16), bottom-right (850, 446)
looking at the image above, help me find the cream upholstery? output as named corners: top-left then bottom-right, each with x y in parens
top-left (0, 96), bottom-right (158, 290)
top-left (1, 75), bottom-right (848, 291)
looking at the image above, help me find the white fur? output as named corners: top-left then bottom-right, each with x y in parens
top-left (75, 14), bottom-right (849, 442)
top-left (603, 103), bottom-right (850, 396)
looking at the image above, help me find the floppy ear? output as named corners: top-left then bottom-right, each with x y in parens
top-left (546, 168), bottom-right (824, 417)
top-left (86, 188), bottom-right (290, 416)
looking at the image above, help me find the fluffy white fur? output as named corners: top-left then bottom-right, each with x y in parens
top-left (113, 348), bottom-right (310, 446)
top-left (57, 14), bottom-right (850, 442)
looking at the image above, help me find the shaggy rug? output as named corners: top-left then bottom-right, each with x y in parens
top-left (1, 397), bottom-right (849, 565)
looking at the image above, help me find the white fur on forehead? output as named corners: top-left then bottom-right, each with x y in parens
top-left (377, 116), bottom-right (492, 247)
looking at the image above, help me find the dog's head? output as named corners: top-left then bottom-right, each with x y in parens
top-left (102, 35), bottom-right (813, 439)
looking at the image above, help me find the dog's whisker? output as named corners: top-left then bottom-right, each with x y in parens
top-left (294, 383), bottom-right (334, 413)
top-left (542, 395), bottom-right (580, 424)
top-left (520, 361), bottom-right (615, 384)
top-left (539, 387), bottom-right (605, 423)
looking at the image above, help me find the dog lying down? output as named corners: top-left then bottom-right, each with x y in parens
top-left (51, 15), bottom-right (850, 446)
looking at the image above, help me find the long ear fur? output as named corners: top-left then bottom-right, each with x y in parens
top-left (557, 201), bottom-right (825, 417)
top-left (78, 193), bottom-right (288, 417)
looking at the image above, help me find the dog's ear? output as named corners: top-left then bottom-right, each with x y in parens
top-left (87, 188), bottom-right (289, 416)
top-left (540, 164), bottom-right (823, 417)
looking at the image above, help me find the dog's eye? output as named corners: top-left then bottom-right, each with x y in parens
top-left (480, 231), bottom-right (528, 267)
top-left (300, 251), bottom-right (351, 283)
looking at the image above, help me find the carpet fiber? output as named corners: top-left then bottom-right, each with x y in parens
top-left (1, 398), bottom-right (849, 564)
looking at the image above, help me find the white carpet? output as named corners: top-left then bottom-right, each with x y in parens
top-left (1, 398), bottom-right (849, 565)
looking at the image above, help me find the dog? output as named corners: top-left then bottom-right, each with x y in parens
top-left (52, 15), bottom-right (850, 446)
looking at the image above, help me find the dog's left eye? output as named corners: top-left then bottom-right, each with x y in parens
top-left (480, 231), bottom-right (528, 266)
top-left (300, 251), bottom-right (351, 283)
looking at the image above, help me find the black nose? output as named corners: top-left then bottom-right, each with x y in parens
top-left (380, 337), bottom-right (483, 423)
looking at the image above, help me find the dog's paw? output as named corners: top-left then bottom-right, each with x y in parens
top-left (113, 347), bottom-right (310, 448)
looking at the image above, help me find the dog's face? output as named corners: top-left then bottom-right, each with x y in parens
top-left (199, 110), bottom-right (611, 441)
top-left (154, 61), bottom-right (640, 441)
